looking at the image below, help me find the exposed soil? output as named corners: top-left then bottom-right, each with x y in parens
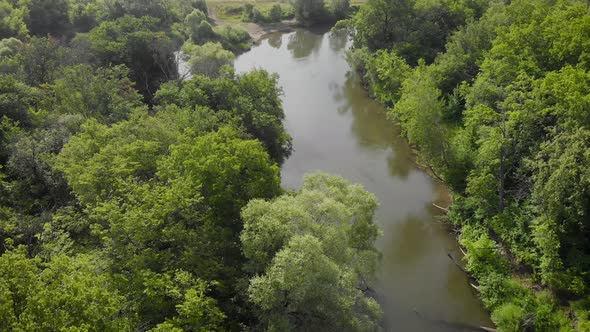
top-left (242, 20), bottom-right (297, 42)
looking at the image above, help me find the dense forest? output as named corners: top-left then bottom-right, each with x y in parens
top-left (0, 0), bottom-right (382, 331)
top-left (3, 0), bottom-right (590, 330)
top-left (341, 0), bottom-right (590, 330)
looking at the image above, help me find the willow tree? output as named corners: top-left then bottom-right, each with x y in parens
top-left (241, 173), bottom-right (382, 331)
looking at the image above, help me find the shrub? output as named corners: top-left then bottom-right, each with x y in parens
top-left (214, 25), bottom-right (251, 53)
top-left (268, 4), bottom-right (283, 22)
top-left (492, 303), bottom-right (525, 332)
top-left (181, 41), bottom-right (235, 78)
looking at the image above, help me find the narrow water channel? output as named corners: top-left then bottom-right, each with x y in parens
top-left (234, 28), bottom-right (493, 331)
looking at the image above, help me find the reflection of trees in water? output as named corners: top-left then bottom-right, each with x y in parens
top-left (267, 32), bottom-right (282, 49)
top-left (333, 73), bottom-right (413, 179)
top-left (286, 29), bottom-right (323, 59)
top-left (328, 30), bottom-right (348, 52)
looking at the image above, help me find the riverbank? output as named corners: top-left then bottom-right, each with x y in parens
top-left (353, 54), bottom-right (585, 332)
top-left (208, 2), bottom-right (297, 42)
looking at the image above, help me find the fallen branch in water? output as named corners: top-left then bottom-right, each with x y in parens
top-left (432, 202), bottom-right (449, 213)
top-left (447, 252), bottom-right (468, 273)
top-left (459, 246), bottom-right (468, 256)
top-left (479, 327), bottom-right (498, 332)
top-left (448, 252), bottom-right (482, 292)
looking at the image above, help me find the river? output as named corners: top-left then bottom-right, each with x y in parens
top-left (234, 28), bottom-right (493, 331)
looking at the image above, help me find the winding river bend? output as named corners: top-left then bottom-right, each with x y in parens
top-left (234, 28), bottom-right (493, 331)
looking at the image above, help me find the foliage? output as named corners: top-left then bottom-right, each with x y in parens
top-left (241, 173), bottom-right (381, 331)
top-left (54, 106), bottom-right (282, 328)
top-left (151, 279), bottom-right (225, 332)
top-left (50, 64), bottom-right (143, 123)
top-left (291, 0), bottom-right (328, 25)
top-left (213, 25), bottom-right (250, 53)
top-left (366, 49), bottom-right (411, 106)
top-left (0, 74), bottom-right (41, 129)
top-left (269, 4), bottom-right (283, 22)
top-left (16, 37), bottom-right (67, 86)
top-left (240, 3), bottom-right (290, 24)
top-left (350, 0), bottom-right (590, 329)
top-left (352, 0), bottom-right (487, 65)
top-left (184, 9), bottom-right (215, 44)
top-left (0, 246), bottom-right (133, 331)
top-left (181, 41), bottom-right (235, 78)
top-left (241, 3), bottom-right (264, 23)
top-left (0, 0), bottom-right (29, 39)
top-left (156, 69), bottom-right (293, 164)
top-left (0, 0), bottom-right (364, 330)
top-left (531, 128), bottom-right (590, 293)
top-left (27, 0), bottom-right (70, 36)
top-left (88, 15), bottom-right (177, 101)
top-left (328, 0), bottom-right (349, 20)
top-left (0, 37), bottom-right (22, 60)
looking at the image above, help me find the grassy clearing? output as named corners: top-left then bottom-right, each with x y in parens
top-left (210, 1), bottom-right (294, 26)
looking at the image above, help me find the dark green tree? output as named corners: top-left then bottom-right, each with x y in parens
top-left (88, 16), bottom-right (177, 101)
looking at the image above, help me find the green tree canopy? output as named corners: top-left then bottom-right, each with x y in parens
top-left (88, 15), bottom-right (177, 101)
top-left (181, 41), bottom-right (235, 78)
top-left (156, 69), bottom-right (292, 164)
top-left (241, 173), bottom-right (382, 331)
top-left (0, 246), bottom-right (132, 331)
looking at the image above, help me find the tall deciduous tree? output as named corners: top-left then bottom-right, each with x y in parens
top-left (0, 246), bottom-right (132, 331)
top-left (27, 0), bottom-right (70, 36)
top-left (155, 69), bottom-right (292, 164)
top-left (0, 0), bottom-right (29, 39)
top-left (290, 0), bottom-right (327, 25)
top-left (181, 41), bottom-right (235, 78)
top-left (241, 173), bottom-right (381, 331)
top-left (88, 16), bottom-right (177, 101)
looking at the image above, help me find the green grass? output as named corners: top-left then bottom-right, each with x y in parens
top-left (212, 2), bottom-right (294, 24)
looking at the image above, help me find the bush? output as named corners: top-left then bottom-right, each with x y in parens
top-left (478, 272), bottom-right (512, 310)
top-left (241, 3), bottom-right (255, 22)
top-left (181, 41), bottom-right (235, 78)
top-left (223, 5), bottom-right (244, 16)
top-left (192, 0), bottom-right (208, 14)
top-left (241, 3), bottom-right (288, 24)
top-left (492, 303), bottom-right (525, 332)
top-left (268, 4), bottom-right (283, 22)
top-left (460, 224), bottom-right (510, 280)
top-left (329, 0), bottom-right (350, 19)
top-left (214, 25), bottom-right (251, 53)
top-left (241, 3), bottom-right (265, 23)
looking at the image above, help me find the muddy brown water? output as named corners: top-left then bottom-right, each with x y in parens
top-left (234, 28), bottom-right (493, 331)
